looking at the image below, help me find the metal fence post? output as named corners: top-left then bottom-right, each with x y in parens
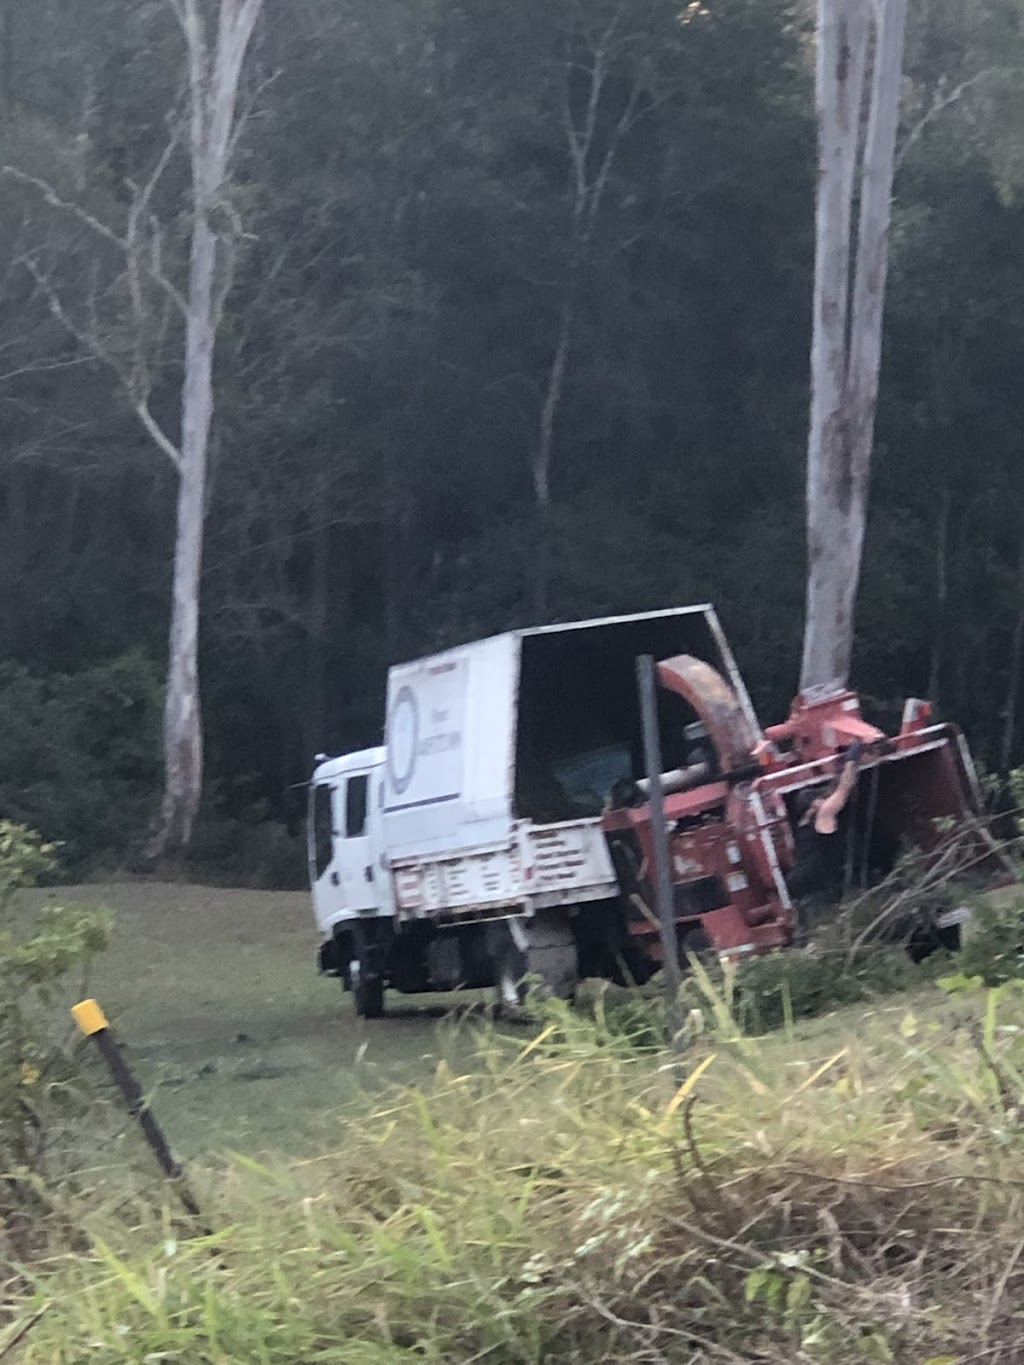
top-left (636, 655), bottom-right (684, 1053)
top-left (72, 998), bottom-right (202, 1218)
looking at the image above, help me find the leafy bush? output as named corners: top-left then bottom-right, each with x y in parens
top-left (570, 940), bottom-right (943, 1045)
top-left (0, 651), bottom-right (162, 874)
top-left (950, 894), bottom-right (1024, 985)
top-left (730, 942), bottom-right (940, 1033)
top-left (0, 823), bottom-right (110, 1188)
top-left (184, 817), bottom-right (306, 890)
top-left (565, 942), bottom-right (946, 1049)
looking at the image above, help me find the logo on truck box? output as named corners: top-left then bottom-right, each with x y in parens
top-left (384, 659), bottom-right (468, 811)
top-left (387, 685), bottom-right (419, 794)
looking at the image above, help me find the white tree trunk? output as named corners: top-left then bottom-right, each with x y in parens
top-left (156, 209), bottom-right (217, 851)
top-left (151, 0), bottom-right (264, 855)
top-left (800, 0), bottom-right (909, 694)
top-left (533, 296), bottom-right (573, 515)
top-left (4, 1), bottom-right (264, 856)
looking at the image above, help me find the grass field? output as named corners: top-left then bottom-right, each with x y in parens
top-left (10, 880), bottom-right (1024, 1360)
top-left (24, 881), bottom-right (491, 1158)
top-left (23, 879), bottom-right (982, 1162)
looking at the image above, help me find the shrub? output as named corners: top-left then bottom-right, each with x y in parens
top-left (569, 939), bottom-right (943, 1045)
top-left (0, 823), bottom-right (110, 1190)
top-left (183, 817), bottom-right (307, 890)
top-left (950, 893), bottom-right (1024, 985)
top-left (0, 651), bottom-right (162, 874)
top-left (730, 942), bottom-right (939, 1033)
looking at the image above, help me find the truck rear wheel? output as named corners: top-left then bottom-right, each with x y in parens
top-left (491, 913), bottom-right (578, 1010)
top-left (351, 959), bottom-right (385, 1019)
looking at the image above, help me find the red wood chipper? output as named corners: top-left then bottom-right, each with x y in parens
top-left (601, 654), bottom-right (1002, 970)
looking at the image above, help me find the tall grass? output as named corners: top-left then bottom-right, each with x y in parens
top-left (8, 982), bottom-right (1024, 1362)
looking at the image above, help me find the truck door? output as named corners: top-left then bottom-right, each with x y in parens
top-left (367, 767), bottom-right (395, 917)
top-left (309, 779), bottom-right (342, 934)
top-left (333, 770), bottom-right (379, 914)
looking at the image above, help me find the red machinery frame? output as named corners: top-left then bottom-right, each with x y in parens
top-left (600, 658), bottom-right (990, 964)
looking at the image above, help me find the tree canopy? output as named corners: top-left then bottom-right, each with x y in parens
top-left (1, 0), bottom-right (1023, 867)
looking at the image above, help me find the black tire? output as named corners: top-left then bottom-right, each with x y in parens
top-left (679, 925), bottom-right (713, 967)
top-left (354, 969), bottom-right (385, 1019)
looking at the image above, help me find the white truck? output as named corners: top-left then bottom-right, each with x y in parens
top-left (307, 604), bottom-right (771, 1016)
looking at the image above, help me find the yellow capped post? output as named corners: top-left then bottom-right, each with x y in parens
top-left (70, 996), bottom-right (200, 1219)
top-left (72, 998), bottom-right (109, 1037)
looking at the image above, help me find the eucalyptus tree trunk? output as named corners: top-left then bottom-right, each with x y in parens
top-left (152, 0), bottom-right (264, 856)
top-left (800, 0), bottom-right (909, 694)
top-left (159, 212), bottom-right (216, 854)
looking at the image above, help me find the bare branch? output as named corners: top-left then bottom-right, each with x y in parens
top-left (212, 225), bottom-right (239, 329)
top-left (895, 68), bottom-right (1011, 173)
top-left (153, 279), bottom-right (177, 375)
top-left (205, 0), bottom-right (265, 185)
top-left (560, 9), bottom-right (622, 218)
top-left (22, 252), bottom-right (113, 370)
top-left (2, 164), bottom-right (188, 314)
top-left (2, 167), bottom-right (126, 252)
top-left (0, 356), bottom-right (94, 385)
top-left (125, 125), bottom-right (187, 392)
top-left (561, 79), bottom-right (586, 204)
top-left (129, 396), bottom-right (184, 474)
top-left (21, 254), bottom-right (183, 473)
top-left (224, 66), bottom-right (279, 169)
top-left (578, 34), bottom-right (608, 210)
top-left (584, 74), bottom-right (644, 242)
top-left (129, 114), bottom-right (184, 223)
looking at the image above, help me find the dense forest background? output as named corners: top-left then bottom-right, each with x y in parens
top-left (1, 0), bottom-right (1023, 874)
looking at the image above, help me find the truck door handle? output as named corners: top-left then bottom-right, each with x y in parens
top-left (330, 872), bottom-right (340, 886)
top-left (364, 866), bottom-right (374, 882)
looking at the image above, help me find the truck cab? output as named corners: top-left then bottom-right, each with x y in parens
top-left (308, 747), bottom-right (394, 1016)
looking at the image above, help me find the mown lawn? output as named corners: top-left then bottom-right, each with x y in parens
top-left (18, 879), bottom-right (991, 1160)
top-left (21, 881), bottom-right (489, 1158)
